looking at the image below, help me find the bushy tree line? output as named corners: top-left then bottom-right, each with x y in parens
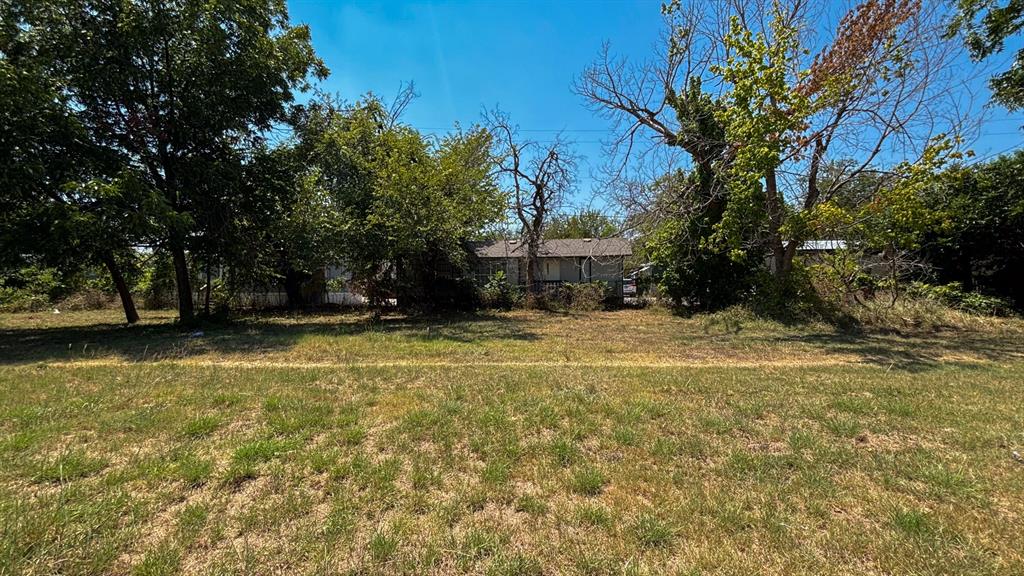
top-left (920, 151), bottom-right (1024, 310)
top-left (280, 96), bottom-right (503, 310)
top-left (580, 0), bottom-right (1024, 315)
top-left (5, 0), bottom-right (1022, 322)
top-left (1, 0), bottom-right (504, 322)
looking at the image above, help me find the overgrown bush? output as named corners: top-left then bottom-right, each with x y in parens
top-left (806, 251), bottom-right (878, 306)
top-left (57, 288), bottom-right (113, 311)
top-left (906, 282), bottom-right (1013, 316)
top-left (743, 265), bottom-right (842, 323)
top-left (479, 271), bottom-right (522, 310)
top-left (0, 266), bottom-right (64, 312)
top-left (524, 281), bottom-right (611, 312)
top-left (563, 282), bottom-right (608, 311)
top-left (138, 253), bottom-right (177, 309)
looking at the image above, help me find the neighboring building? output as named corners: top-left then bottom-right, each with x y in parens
top-left (471, 238), bottom-right (632, 294)
top-left (234, 265), bottom-right (367, 309)
top-left (799, 240), bottom-right (848, 254)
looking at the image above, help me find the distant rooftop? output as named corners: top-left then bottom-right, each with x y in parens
top-left (472, 238), bottom-right (632, 259)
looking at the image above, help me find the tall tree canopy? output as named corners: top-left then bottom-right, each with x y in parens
top-left (921, 151), bottom-right (1024, 308)
top-left (291, 96), bottom-right (504, 310)
top-left (578, 0), bottom-right (967, 309)
top-left (1, 3), bottom-right (157, 322)
top-left (12, 0), bottom-right (327, 321)
top-left (544, 210), bottom-right (620, 239)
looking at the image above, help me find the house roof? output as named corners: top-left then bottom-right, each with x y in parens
top-left (472, 238), bottom-right (632, 259)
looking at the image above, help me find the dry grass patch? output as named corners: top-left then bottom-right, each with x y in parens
top-left (1, 309), bottom-right (1023, 574)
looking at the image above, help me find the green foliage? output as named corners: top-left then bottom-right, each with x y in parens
top-left (949, 0), bottom-right (1024, 110)
top-left (137, 253), bottom-right (178, 310)
top-left (292, 95), bottom-right (504, 310)
top-left (544, 210), bottom-right (619, 239)
top-left (641, 2), bottom-right (957, 316)
top-left (0, 265), bottom-right (63, 312)
top-left (523, 282), bottom-right (610, 312)
top-left (6, 0), bottom-right (328, 321)
top-left (641, 170), bottom-right (759, 311)
top-left (710, 10), bottom-right (811, 257)
top-left (920, 150), bottom-right (1024, 309)
top-left (906, 282), bottom-right (1013, 316)
top-left (805, 250), bottom-right (877, 306)
top-left (479, 271), bottom-right (523, 310)
top-left (858, 139), bottom-right (957, 253)
top-left (562, 282), bottom-right (608, 311)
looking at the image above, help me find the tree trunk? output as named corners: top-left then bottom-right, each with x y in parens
top-left (525, 235), bottom-right (542, 295)
top-left (283, 267), bottom-right (309, 310)
top-left (204, 260), bottom-right (212, 316)
top-left (170, 241), bottom-right (194, 322)
top-left (765, 167), bottom-right (787, 278)
top-left (781, 241), bottom-right (799, 276)
top-left (102, 252), bottom-right (140, 325)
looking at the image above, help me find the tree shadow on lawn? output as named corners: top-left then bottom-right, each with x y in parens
top-left (775, 330), bottom-right (1024, 372)
top-left (0, 311), bottom-right (539, 365)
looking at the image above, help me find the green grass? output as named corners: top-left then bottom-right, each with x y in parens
top-left (0, 308), bottom-right (1023, 574)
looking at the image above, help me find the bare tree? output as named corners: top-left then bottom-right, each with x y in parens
top-left (486, 110), bottom-right (576, 296)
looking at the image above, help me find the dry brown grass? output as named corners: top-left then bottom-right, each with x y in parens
top-left (1, 308), bottom-right (1023, 575)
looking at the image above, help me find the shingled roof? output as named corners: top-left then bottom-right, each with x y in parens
top-left (471, 238), bottom-right (632, 259)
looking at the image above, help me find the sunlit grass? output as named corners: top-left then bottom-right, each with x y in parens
top-left (0, 308), bottom-right (1022, 574)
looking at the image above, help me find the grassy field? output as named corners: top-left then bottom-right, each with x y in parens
top-left (1, 308), bottom-right (1023, 575)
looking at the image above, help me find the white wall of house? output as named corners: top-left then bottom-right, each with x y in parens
top-left (478, 256), bottom-right (624, 285)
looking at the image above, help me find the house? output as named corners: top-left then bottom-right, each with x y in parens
top-left (471, 238), bottom-right (632, 295)
top-left (799, 240), bottom-right (848, 254)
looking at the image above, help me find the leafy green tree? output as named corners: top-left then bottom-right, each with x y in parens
top-left (920, 151), bottom-right (1024, 308)
top-left (579, 1), bottom-right (964, 309)
top-left (638, 170), bottom-right (761, 310)
top-left (292, 96), bottom-right (503, 310)
top-left (235, 141), bottom-right (343, 309)
top-left (949, 0), bottom-right (1024, 110)
top-left (16, 0), bottom-right (327, 321)
top-left (1, 14), bottom-right (153, 322)
top-left (544, 210), bottom-right (619, 239)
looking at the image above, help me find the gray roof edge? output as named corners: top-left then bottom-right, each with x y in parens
top-left (471, 238), bottom-right (632, 258)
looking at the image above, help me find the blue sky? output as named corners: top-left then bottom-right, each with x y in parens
top-left (288, 0), bottom-right (1023, 206)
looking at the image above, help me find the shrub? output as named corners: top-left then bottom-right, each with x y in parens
top-left (525, 281), bottom-right (609, 312)
top-left (57, 288), bottom-right (113, 311)
top-left (0, 285), bottom-right (50, 312)
top-left (479, 271), bottom-right (522, 309)
top-left (563, 282), bottom-right (608, 311)
top-left (138, 255), bottom-right (178, 309)
top-left (0, 265), bottom-right (65, 312)
top-left (906, 282), bottom-right (1013, 316)
top-left (806, 251), bottom-right (878, 306)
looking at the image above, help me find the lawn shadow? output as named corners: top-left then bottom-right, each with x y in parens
top-left (775, 330), bottom-right (1024, 372)
top-left (0, 311), bottom-right (538, 365)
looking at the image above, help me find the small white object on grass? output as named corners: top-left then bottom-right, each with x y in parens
top-left (189, 330), bottom-right (204, 338)
top-left (52, 308), bottom-right (60, 314)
